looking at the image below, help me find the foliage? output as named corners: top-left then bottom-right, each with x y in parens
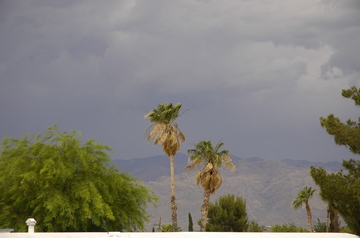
top-left (311, 86), bottom-right (360, 236)
top-left (291, 186), bottom-right (315, 210)
top-left (0, 126), bottom-right (157, 232)
top-left (313, 219), bottom-right (326, 232)
top-left (188, 213), bottom-right (193, 231)
top-left (145, 102), bottom-right (186, 232)
top-left (186, 140), bottom-right (235, 174)
top-left (186, 140), bottom-right (235, 231)
top-left (271, 223), bottom-right (307, 232)
top-left (310, 163), bottom-right (360, 235)
top-left (341, 226), bottom-right (355, 234)
top-left (291, 186), bottom-right (315, 232)
top-left (145, 103), bottom-right (186, 158)
top-left (247, 220), bottom-right (263, 232)
top-left (186, 141), bottom-right (235, 194)
top-left (160, 224), bottom-right (182, 232)
top-left (206, 194), bottom-right (248, 232)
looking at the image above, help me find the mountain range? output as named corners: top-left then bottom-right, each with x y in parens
top-left (112, 153), bottom-right (343, 231)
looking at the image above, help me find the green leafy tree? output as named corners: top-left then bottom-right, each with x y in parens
top-left (310, 163), bottom-right (360, 235)
top-left (291, 186), bottom-right (315, 232)
top-left (185, 140), bottom-right (235, 231)
top-left (160, 224), bottom-right (182, 232)
top-left (0, 126), bottom-right (157, 232)
top-left (271, 223), bottom-right (307, 232)
top-left (206, 194), bottom-right (248, 232)
top-left (247, 220), bottom-right (263, 232)
top-left (314, 219), bottom-right (327, 232)
top-left (188, 213), bottom-right (193, 231)
top-left (310, 86), bottom-right (360, 235)
top-left (321, 86), bottom-right (360, 154)
top-left (341, 226), bottom-right (355, 234)
top-left (145, 103), bottom-right (186, 232)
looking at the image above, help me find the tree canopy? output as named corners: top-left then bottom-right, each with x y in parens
top-left (310, 161), bottom-right (360, 235)
top-left (319, 86), bottom-right (360, 154)
top-left (311, 86), bottom-right (360, 235)
top-left (0, 126), bottom-right (157, 232)
top-left (206, 194), bottom-right (248, 232)
top-left (271, 223), bottom-right (307, 232)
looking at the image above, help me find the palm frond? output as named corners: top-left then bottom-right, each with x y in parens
top-left (291, 186), bottom-right (316, 210)
top-left (178, 131), bottom-right (186, 143)
top-left (145, 104), bottom-right (185, 157)
top-left (195, 170), bottom-right (202, 186)
top-left (209, 172), bottom-right (222, 194)
top-left (186, 140), bottom-right (235, 197)
top-left (184, 156), bottom-right (203, 171)
top-left (145, 103), bottom-right (183, 124)
top-left (201, 172), bottom-right (212, 188)
top-left (203, 163), bottom-right (213, 172)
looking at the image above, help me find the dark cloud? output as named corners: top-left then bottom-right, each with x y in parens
top-left (0, 0), bottom-right (359, 161)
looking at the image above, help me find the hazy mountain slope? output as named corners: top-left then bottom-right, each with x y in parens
top-left (112, 153), bottom-right (189, 182)
top-left (113, 154), bottom-right (342, 231)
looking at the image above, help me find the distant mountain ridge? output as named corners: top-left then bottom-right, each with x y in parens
top-left (112, 153), bottom-right (342, 182)
top-left (112, 154), bottom-right (343, 231)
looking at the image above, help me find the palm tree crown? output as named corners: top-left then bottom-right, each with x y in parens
top-left (291, 186), bottom-right (315, 209)
top-left (145, 103), bottom-right (182, 124)
top-left (186, 140), bottom-right (235, 193)
top-left (145, 103), bottom-right (185, 157)
top-left (187, 141), bottom-right (234, 168)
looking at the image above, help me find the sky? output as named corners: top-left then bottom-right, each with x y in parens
top-left (1, 0), bottom-right (359, 162)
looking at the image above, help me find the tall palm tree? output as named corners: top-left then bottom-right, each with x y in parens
top-left (145, 103), bottom-right (186, 232)
top-left (185, 140), bottom-right (235, 231)
top-left (291, 186), bottom-right (316, 232)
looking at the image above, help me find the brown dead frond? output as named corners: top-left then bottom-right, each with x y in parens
top-left (203, 163), bottom-right (213, 172)
top-left (147, 123), bottom-right (166, 142)
top-left (200, 172), bottom-right (211, 188)
top-left (153, 136), bottom-right (161, 145)
top-left (179, 131), bottom-right (186, 143)
top-left (184, 159), bottom-right (202, 171)
top-left (146, 121), bottom-right (185, 157)
top-left (209, 172), bottom-right (222, 194)
top-left (159, 133), bottom-right (168, 145)
top-left (195, 170), bottom-right (202, 186)
top-left (220, 155), bottom-right (236, 172)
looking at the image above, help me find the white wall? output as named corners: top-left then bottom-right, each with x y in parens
top-left (0, 232), bottom-right (358, 238)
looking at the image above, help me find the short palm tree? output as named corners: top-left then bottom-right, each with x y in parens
top-left (291, 186), bottom-right (316, 232)
top-left (185, 140), bottom-right (235, 231)
top-left (145, 103), bottom-right (186, 232)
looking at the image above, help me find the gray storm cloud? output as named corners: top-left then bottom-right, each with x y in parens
top-left (0, 0), bottom-right (359, 161)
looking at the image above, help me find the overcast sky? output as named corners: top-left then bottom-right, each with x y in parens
top-left (1, 0), bottom-right (359, 162)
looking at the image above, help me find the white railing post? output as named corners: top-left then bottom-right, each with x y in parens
top-left (25, 218), bottom-right (37, 233)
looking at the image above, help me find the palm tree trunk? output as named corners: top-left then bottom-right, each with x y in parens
top-left (169, 155), bottom-right (178, 232)
top-left (201, 189), bottom-right (211, 232)
top-left (305, 201), bottom-right (313, 232)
